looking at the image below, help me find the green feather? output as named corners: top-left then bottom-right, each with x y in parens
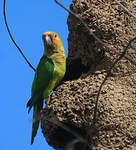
top-left (31, 56), bottom-right (54, 99)
top-left (27, 56), bottom-right (54, 144)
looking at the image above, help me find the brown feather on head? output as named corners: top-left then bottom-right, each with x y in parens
top-left (42, 32), bottom-right (64, 56)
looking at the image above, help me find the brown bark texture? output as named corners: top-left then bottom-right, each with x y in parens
top-left (41, 0), bottom-right (136, 150)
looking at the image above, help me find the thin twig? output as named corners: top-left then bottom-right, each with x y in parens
top-left (3, 0), bottom-right (36, 72)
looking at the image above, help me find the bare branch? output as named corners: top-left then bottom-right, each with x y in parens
top-left (3, 0), bottom-right (36, 72)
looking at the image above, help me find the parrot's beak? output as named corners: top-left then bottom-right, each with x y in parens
top-left (44, 35), bottom-right (53, 50)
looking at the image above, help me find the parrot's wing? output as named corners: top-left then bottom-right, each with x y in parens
top-left (27, 56), bottom-right (54, 145)
top-left (32, 56), bottom-right (54, 95)
top-left (27, 56), bottom-right (54, 112)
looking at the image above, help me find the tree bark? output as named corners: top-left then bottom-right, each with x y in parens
top-left (41, 0), bottom-right (136, 149)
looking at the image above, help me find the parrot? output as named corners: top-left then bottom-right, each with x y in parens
top-left (27, 32), bottom-right (66, 144)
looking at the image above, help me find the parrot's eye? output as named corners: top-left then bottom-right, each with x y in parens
top-left (54, 34), bottom-right (57, 38)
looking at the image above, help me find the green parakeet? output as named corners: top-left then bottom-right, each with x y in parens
top-left (27, 32), bottom-right (66, 144)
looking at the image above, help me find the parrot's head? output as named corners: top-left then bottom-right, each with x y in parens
top-left (42, 32), bottom-right (65, 57)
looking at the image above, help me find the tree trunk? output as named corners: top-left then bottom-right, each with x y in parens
top-left (41, 0), bottom-right (136, 150)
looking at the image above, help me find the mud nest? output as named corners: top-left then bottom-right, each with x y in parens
top-left (41, 0), bottom-right (136, 150)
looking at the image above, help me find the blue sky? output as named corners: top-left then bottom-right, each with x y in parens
top-left (0, 0), bottom-right (71, 149)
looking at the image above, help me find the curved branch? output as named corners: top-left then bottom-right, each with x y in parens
top-left (3, 0), bottom-right (36, 72)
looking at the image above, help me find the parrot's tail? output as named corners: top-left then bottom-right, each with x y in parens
top-left (31, 99), bottom-right (43, 145)
top-left (27, 91), bottom-right (43, 113)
